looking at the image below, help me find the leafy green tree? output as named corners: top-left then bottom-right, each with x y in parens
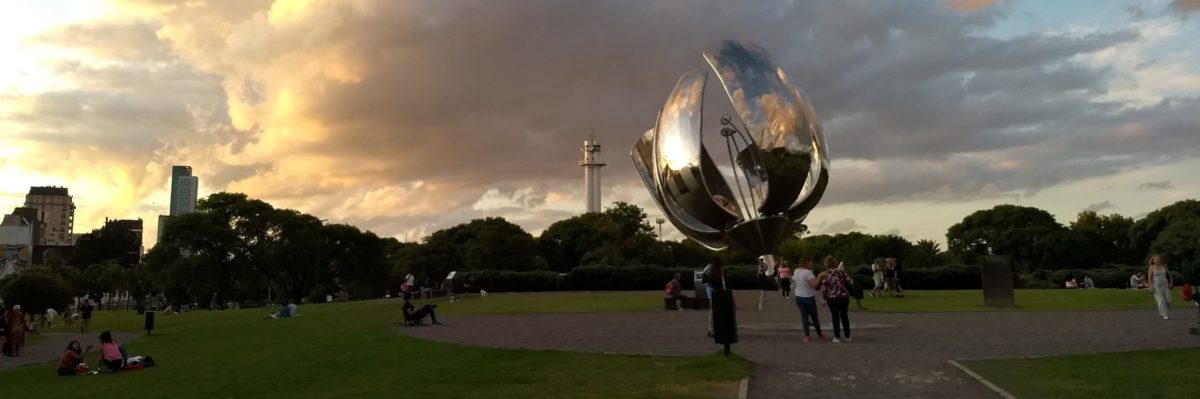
top-left (1070, 211), bottom-right (1135, 265)
top-left (1150, 217), bottom-right (1200, 267)
top-left (947, 205), bottom-right (1064, 270)
top-left (1033, 229), bottom-right (1104, 270)
top-left (82, 261), bottom-right (130, 299)
top-left (1129, 200), bottom-right (1200, 263)
top-left (72, 221), bottom-right (143, 268)
top-left (0, 267), bottom-right (72, 315)
top-left (903, 239), bottom-right (947, 269)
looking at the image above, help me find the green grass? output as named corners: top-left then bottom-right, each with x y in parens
top-left (435, 291), bottom-right (665, 314)
top-left (3, 296), bottom-right (748, 398)
top-left (963, 347), bottom-right (1200, 399)
top-left (858, 289), bottom-right (1195, 312)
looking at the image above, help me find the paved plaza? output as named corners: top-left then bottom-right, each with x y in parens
top-left (400, 291), bottom-right (1200, 398)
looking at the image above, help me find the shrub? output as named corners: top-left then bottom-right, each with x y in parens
top-left (0, 267), bottom-right (72, 314)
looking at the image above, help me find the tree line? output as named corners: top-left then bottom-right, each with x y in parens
top-left (3, 193), bottom-right (1198, 314)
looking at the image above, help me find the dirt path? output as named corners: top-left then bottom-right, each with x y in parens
top-left (399, 291), bottom-right (1200, 398)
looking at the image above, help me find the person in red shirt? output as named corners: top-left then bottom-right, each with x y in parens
top-left (57, 340), bottom-right (93, 376)
top-left (664, 273), bottom-right (687, 309)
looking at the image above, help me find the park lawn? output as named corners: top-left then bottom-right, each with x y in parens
top-left (434, 291), bottom-right (666, 315)
top-left (7, 298), bottom-right (748, 399)
top-left (962, 347), bottom-right (1200, 399)
top-left (858, 289), bottom-right (1195, 312)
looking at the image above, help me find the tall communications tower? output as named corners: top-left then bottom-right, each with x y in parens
top-left (579, 136), bottom-right (606, 213)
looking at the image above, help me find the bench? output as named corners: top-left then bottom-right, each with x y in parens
top-left (664, 297), bottom-right (710, 310)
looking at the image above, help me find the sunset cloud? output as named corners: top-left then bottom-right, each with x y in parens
top-left (1, 0), bottom-right (1198, 248)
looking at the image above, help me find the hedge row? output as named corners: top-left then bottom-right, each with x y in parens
top-left (451, 264), bottom-right (1185, 293)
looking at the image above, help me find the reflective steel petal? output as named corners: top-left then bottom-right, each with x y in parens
top-left (655, 69), bottom-right (743, 229)
top-left (632, 128), bottom-right (727, 250)
top-left (703, 40), bottom-right (827, 217)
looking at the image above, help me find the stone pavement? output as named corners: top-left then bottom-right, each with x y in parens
top-left (1, 331), bottom-right (140, 370)
top-left (399, 291), bottom-right (1200, 398)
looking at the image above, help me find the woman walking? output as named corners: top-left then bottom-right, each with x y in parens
top-left (818, 256), bottom-right (853, 342)
top-left (777, 260), bottom-right (792, 298)
top-left (1148, 255), bottom-right (1173, 320)
top-left (793, 257), bottom-right (824, 342)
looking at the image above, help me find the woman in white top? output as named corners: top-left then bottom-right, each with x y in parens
top-left (870, 258), bottom-right (885, 298)
top-left (792, 257), bottom-right (824, 342)
top-left (1147, 255), bottom-right (1173, 320)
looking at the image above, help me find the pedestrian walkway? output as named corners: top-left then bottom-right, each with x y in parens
top-left (398, 291), bottom-right (1200, 398)
top-left (0, 332), bottom-right (140, 370)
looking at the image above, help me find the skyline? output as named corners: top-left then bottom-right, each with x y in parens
top-left (2, 0), bottom-right (1199, 249)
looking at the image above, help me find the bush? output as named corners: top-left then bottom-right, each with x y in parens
top-left (467, 270), bottom-right (563, 292)
top-left (0, 267), bottom-right (73, 314)
top-left (563, 265), bottom-right (682, 291)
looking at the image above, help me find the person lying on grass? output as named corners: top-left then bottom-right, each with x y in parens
top-left (57, 340), bottom-right (92, 376)
top-left (403, 292), bottom-right (442, 326)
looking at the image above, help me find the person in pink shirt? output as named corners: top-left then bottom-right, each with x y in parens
top-left (98, 331), bottom-right (125, 372)
top-left (776, 260), bottom-right (792, 298)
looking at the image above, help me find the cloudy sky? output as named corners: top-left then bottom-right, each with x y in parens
top-left (1, 0), bottom-right (1198, 249)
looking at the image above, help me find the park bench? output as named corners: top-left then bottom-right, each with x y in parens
top-left (664, 297), bottom-right (710, 310)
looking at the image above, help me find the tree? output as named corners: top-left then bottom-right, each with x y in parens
top-left (82, 260), bottom-right (130, 300)
top-left (947, 205), bottom-right (1064, 270)
top-left (396, 217), bottom-right (546, 281)
top-left (1070, 211), bottom-right (1135, 265)
top-left (0, 267), bottom-right (72, 315)
top-left (1129, 200), bottom-right (1200, 263)
top-left (1034, 229), bottom-right (1103, 270)
top-left (72, 221), bottom-right (143, 268)
top-left (904, 239), bottom-right (947, 269)
top-left (1150, 217), bottom-right (1200, 267)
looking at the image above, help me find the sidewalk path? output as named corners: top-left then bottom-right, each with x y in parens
top-left (399, 291), bottom-right (1200, 398)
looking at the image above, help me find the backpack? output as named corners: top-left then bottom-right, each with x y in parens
top-left (1183, 283), bottom-right (1194, 301)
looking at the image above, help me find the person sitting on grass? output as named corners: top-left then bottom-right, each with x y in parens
top-left (57, 340), bottom-right (92, 376)
top-left (1082, 275), bottom-right (1095, 289)
top-left (1130, 272), bottom-right (1149, 289)
top-left (98, 331), bottom-right (125, 373)
top-left (402, 292), bottom-right (441, 326)
top-left (665, 273), bottom-right (687, 309)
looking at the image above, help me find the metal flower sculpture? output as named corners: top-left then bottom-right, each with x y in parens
top-left (631, 40), bottom-right (828, 261)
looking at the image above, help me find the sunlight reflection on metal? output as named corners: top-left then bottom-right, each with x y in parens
top-left (630, 39), bottom-right (829, 257)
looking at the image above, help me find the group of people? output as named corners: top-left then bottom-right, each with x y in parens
top-left (790, 256), bottom-right (855, 343)
top-left (700, 256), bottom-right (857, 343)
top-left (1065, 275), bottom-right (1096, 289)
top-left (57, 331), bottom-right (152, 376)
top-left (870, 258), bottom-right (904, 298)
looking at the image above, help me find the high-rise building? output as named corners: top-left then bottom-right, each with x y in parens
top-left (169, 165), bottom-right (199, 215)
top-left (160, 165), bottom-right (199, 243)
top-left (23, 186), bottom-right (75, 246)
